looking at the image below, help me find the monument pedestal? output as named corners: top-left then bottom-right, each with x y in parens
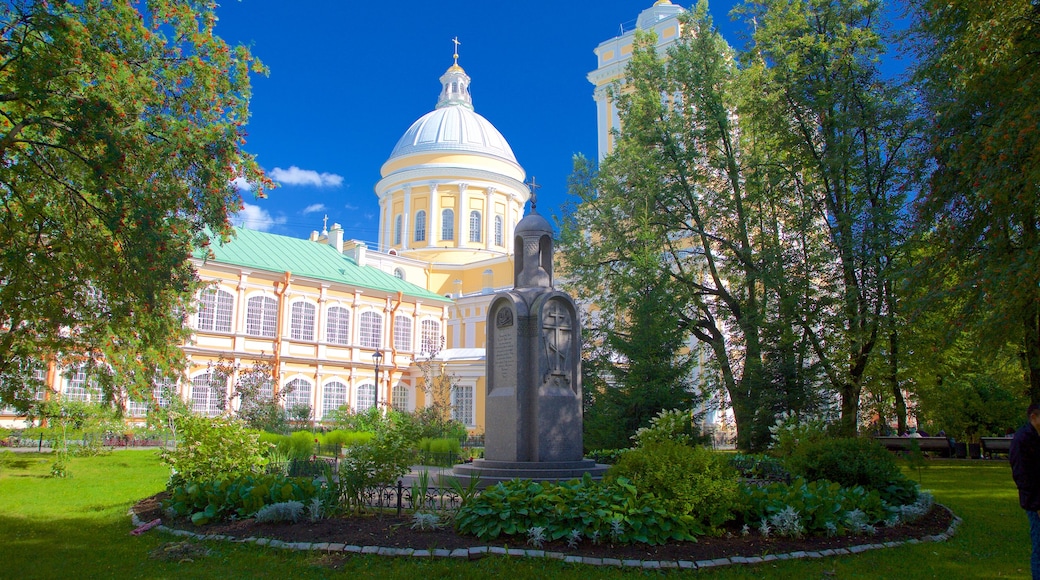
top-left (450, 458), bottom-right (609, 488)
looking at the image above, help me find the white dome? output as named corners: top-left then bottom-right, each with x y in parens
top-left (387, 105), bottom-right (518, 165)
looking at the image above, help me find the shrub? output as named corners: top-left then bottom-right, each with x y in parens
top-left (338, 421), bottom-right (415, 511)
top-left (730, 453), bottom-right (791, 482)
top-left (740, 477), bottom-right (894, 537)
top-left (320, 430), bottom-right (374, 449)
top-left (158, 414), bottom-right (271, 484)
top-left (455, 475), bottom-right (699, 544)
top-left (586, 448), bottom-right (628, 465)
top-left (253, 500), bottom-right (304, 523)
top-left (164, 473), bottom-right (318, 525)
top-left (631, 409), bottom-right (705, 447)
top-left (606, 441), bottom-right (739, 530)
top-left (768, 412), bottom-right (833, 458)
top-left (784, 437), bottom-right (918, 505)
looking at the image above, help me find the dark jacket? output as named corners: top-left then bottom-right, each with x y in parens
top-left (1010, 422), bottom-right (1040, 511)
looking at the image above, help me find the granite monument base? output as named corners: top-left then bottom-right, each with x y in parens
top-left (448, 458), bottom-right (610, 488)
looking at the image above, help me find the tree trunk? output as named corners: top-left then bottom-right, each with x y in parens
top-left (1025, 295), bottom-right (1040, 404)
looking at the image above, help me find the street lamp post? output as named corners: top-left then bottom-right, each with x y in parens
top-left (372, 349), bottom-right (383, 410)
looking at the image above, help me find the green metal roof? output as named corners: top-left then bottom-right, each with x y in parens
top-left (194, 228), bottom-right (451, 303)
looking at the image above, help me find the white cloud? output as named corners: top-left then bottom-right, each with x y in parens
top-left (302, 203), bottom-right (326, 215)
top-left (231, 202), bottom-right (286, 232)
top-left (231, 177), bottom-right (252, 191)
top-left (344, 203), bottom-right (358, 211)
top-left (270, 166), bottom-right (343, 188)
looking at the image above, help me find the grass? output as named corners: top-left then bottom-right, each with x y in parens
top-left (0, 452), bottom-right (1030, 578)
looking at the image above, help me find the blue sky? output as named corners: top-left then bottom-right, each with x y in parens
top-left (216, 1), bottom-right (746, 244)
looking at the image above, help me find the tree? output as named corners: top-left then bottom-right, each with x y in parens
top-left (738, 0), bottom-right (916, 435)
top-left (0, 0), bottom-right (269, 410)
top-left (909, 0), bottom-right (1040, 402)
top-left (210, 357), bottom-right (290, 433)
top-left (561, 3), bottom-right (828, 450)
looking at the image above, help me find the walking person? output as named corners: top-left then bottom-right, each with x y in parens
top-left (1010, 403), bottom-right (1040, 579)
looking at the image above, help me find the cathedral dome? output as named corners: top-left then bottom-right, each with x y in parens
top-left (381, 60), bottom-right (522, 177)
top-left (387, 105), bottom-right (518, 165)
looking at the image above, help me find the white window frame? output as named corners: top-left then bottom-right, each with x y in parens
top-left (420, 319), bottom-right (441, 354)
top-left (290, 301), bottom-right (316, 341)
top-left (469, 210), bottom-right (482, 242)
top-left (414, 210), bottom-right (427, 242)
top-left (245, 295), bottom-right (278, 337)
top-left (191, 373), bottom-right (222, 417)
top-left (494, 215), bottom-right (504, 246)
top-left (355, 383), bottom-right (375, 412)
top-left (359, 311), bottom-right (383, 349)
top-left (452, 384), bottom-right (475, 426)
top-left (325, 306), bottom-right (351, 345)
top-left (322, 380), bottom-right (348, 418)
top-left (284, 378), bottom-right (313, 415)
top-left (197, 287), bottom-right (234, 332)
top-left (441, 209), bottom-right (454, 241)
top-left (393, 315), bottom-right (413, 352)
top-left (391, 383), bottom-right (409, 411)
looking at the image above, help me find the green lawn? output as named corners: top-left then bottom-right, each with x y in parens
top-left (0, 452), bottom-right (1030, 578)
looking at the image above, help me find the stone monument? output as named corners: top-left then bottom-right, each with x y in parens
top-left (452, 196), bottom-right (608, 486)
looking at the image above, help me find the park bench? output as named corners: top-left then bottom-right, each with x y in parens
top-left (873, 436), bottom-right (953, 457)
top-left (980, 437), bottom-right (1012, 459)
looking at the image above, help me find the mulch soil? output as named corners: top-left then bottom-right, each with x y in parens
top-left (132, 492), bottom-right (954, 563)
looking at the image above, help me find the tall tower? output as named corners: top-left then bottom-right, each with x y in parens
top-left (587, 1), bottom-right (686, 159)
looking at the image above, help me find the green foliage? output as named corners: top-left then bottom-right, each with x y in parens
top-left (163, 473), bottom-right (317, 525)
top-left (211, 358), bottom-right (289, 433)
top-left (337, 420), bottom-right (415, 512)
top-left (631, 408), bottom-right (706, 447)
top-left (29, 399), bottom-right (119, 477)
top-left (0, 0), bottom-right (269, 409)
top-left (910, 0), bottom-right (1040, 401)
top-left (606, 441), bottom-right (739, 530)
top-left (158, 414), bottom-right (270, 484)
top-left (740, 477), bottom-right (894, 537)
top-left (418, 437), bottom-right (461, 454)
top-left (455, 475), bottom-right (699, 544)
top-left (785, 437), bottom-right (918, 506)
top-left (316, 429), bottom-right (373, 454)
top-left (768, 412), bottom-right (833, 458)
top-left (585, 448), bottom-right (628, 465)
top-left (730, 453), bottom-right (791, 482)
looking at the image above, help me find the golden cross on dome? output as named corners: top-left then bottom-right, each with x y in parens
top-left (452, 37), bottom-right (461, 65)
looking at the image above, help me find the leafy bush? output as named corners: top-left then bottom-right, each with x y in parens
top-left (585, 448), bottom-right (628, 465)
top-left (768, 412), bottom-right (833, 458)
top-left (164, 473), bottom-right (317, 525)
top-left (253, 500), bottom-right (304, 523)
top-left (319, 430), bottom-right (374, 449)
top-left (730, 453), bottom-right (791, 482)
top-left (785, 437), bottom-right (918, 505)
top-left (419, 437), bottom-right (462, 454)
top-left (455, 475), bottom-right (699, 544)
top-left (740, 477), bottom-right (894, 537)
top-left (631, 408), bottom-right (705, 447)
top-left (606, 441), bottom-right (739, 530)
top-left (158, 414), bottom-right (271, 484)
top-left (338, 420), bottom-right (415, 511)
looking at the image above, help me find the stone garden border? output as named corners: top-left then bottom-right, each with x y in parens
top-left (130, 506), bottom-right (960, 570)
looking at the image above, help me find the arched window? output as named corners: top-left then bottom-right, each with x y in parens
top-left (393, 268), bottom-right (405, 280)
top-left (290, 301), bottom-right (316, 341)
top-left (393, 315), bottom-right (413, 352)
top-left (356, 383), bottom-right (376, 412)
top-left (469, 211), bottom-right (482, 242)
top-left (197, 287), bottom-right (234, 332)
top-left (393, 214), bottom-right (403, 245)
top-left (322, 380), bottom-right (348, 418)
top-left (326, 306), bottom-right (351, 345)
top-left (494, 215), bottom-right (504, 246)
top-left (452, 384), bottom-right (475, 426)
top-left (391, 383), bottom-right (409, 411)
top-left (64, 366), bottom-right (97, 402)
top-left (420, 320), bottom-right (442, 354)
top-left (414, 210), bottom-right (427, 242)
top-left (245, 295), bottom-right (278, 337)
top-left (191, 372), bottom-right (222, 417)
top-left (359, 311), bottom-right (383, 348)
top-left (441, 209), bottom-right (454, 241)
top-left (284, 378), bottom-right (313, 418)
